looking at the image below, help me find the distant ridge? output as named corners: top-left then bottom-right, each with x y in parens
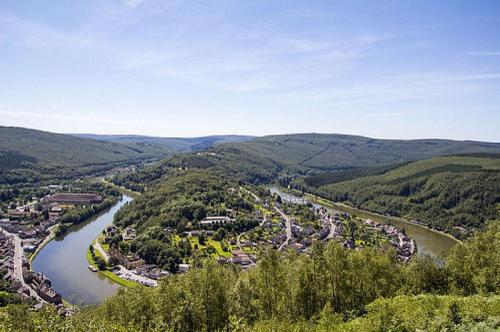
top-left (221, 133), bottom-right (500, 171)
top-left (73, 133), bottom-right (255, 152)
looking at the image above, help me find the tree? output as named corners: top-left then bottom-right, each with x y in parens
top-left (118, 241), bottom-right (130, 254)
top-left (198, 234), bottom-right (206, 246)
top-left (214, 228), bottom-right (226, 241)
top-left (95, 256), bottom-right (107, 270)
top-left (139, 240), bottom-right (163, 264)
top-left (348, 219), bottom-right (357, 240)
top-left (108, 256), bottom-right (119, 267)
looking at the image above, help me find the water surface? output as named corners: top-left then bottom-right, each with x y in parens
top-left (32, 195), bottom-right (132, 305)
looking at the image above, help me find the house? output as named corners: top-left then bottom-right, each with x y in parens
top-left (124, 255), bottom-right (145, 270)
top-left (37, 285), bottom-right (62, 304)
top-left (19, 230), bottom-right (37, 239)
top-left (23, 245), bottom-right (36, 253)
top-left (291, 243), bottom-right (306, 253)
top-left (216, 256), bottom-right (228, 264)
top-left (178, 264), bottom-right (190, 273)
top-left (123, 227), bottom-right (136, 241)
top-left (8, 210), bottom-right (27, 221)
top-left (48, 210), bottom-right (60, 221)
top-left (230, 250), bottom-right (252, 266)
top-left (200, 216), bottom-right (235, 225)
top-left (47, 185), bottom-right (63, 191)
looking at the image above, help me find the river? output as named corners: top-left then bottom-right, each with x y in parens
top-left (32, 195), bottom-right (132, 305)
top-left (269, 187), bottom-right (458, 257)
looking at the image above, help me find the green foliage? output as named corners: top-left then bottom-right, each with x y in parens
top-left (112, 169), bottom-right (258, 269)
top-left (446, 223), bottom-right (500, 295)
top-left (303, 162), bottom-right (408, 187)
top-left (0, 291), bottom-right (22, 307)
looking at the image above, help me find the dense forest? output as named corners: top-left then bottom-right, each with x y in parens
top-left (1, 222), bottom-right (498, 331)
top-left (4, 128), bottom-right (500, 187)
top-left (111, 133), bottom-right (500, 191)
top-left (0, 127), bottom-right (171, 185)
top-left (293, 156), bottom-right (500, 238)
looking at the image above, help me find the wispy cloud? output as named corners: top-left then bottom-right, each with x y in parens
top-left (123, 0), bottom-right (145, 10)
top-left (276, 70), bottom-right (498, 108)
top-left (0, 3), bottom-right (402, 93)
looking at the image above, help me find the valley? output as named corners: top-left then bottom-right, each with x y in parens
top-left (0, 127), bottom-right (498, 331)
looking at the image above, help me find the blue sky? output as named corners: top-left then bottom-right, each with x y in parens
top-left (1, 1), bottom-right (499, 141)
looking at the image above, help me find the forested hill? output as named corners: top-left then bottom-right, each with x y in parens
top-left (0, 126), bottom-right (170, 169)
top-left (293, 155), bottom-right (500, 238)
top-left (221, 133), bottom-right (500, 172)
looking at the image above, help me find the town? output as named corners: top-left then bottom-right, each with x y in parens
top-left (90, 185), bottom-right (417, 291)
top-left (0, 187), bottom-right (107, 312)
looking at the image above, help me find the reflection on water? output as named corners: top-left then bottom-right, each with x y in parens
top-left (269, 186), bottom-right (458, 257)
top-left (32, 195), bottom-right (132, 305)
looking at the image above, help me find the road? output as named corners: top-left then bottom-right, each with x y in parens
top-left (237, 216), bottom-right (268, 249)
top-left (93, 238), bottom-right (109, 262)
top-left (275, 207), bottom-right (292, 250)
top-left (239, 186), bottom-right (261, 203)
top-left (325, 219), bottom-right (336, 240)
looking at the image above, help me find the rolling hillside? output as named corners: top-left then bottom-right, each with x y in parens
top-left (220, 133), bottom-right (500, 172)
top-left (293, 155), bottom-right (500, 237)
top-left (114, 133), bottom-right (500, 191)
top-left (0, 126), bottom-right (169, 169)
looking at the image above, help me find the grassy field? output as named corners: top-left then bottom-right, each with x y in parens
top-left (173, 234), bottom-right (234, 259)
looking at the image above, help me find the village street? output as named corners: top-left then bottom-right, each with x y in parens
top-left (275, 207), bottom-right (292, 251)
top-left (326, 219), bottom-right (337, 240)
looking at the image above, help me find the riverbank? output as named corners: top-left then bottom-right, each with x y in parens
top-left (102, 179), bottom-right (142, 199)
top-left (32, 196), bottom-right (132, 305)
top-left (86, 245), bottom-right (137, 288)
top-left (304, 192), bottom-right (461, 245)
top-left (28, 224), bottom-right (59, 268)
